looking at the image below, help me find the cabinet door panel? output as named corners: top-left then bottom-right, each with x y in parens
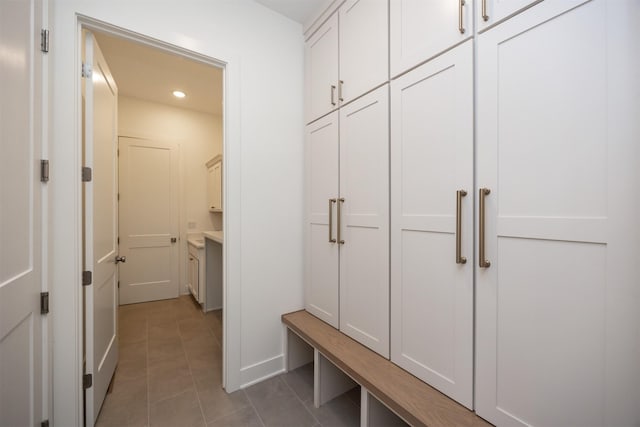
top-left (476, 1), bottom-right (640, 425)
top-left (339, 85), bottom-right (389, 357)
top-left (339, 0), bottom-right (388, 104)
top-left (305, 13), bottom-right (339, 123)
top-left (390, 41), bottom-right (474, 407)
top-left (305, 112), bottom-right (340, 327)
top-left (390, 0), bottom-right (472, 77)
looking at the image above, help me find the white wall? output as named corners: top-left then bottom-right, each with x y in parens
top-left (118, 95), bottom-right (223, 293)
top-left (49, 1), bottom-right (305, 425)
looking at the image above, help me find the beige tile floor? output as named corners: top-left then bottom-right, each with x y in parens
top-left (96, 295), bottom-right (361, 427)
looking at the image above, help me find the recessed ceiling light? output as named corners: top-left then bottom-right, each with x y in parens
top-left (173, 90), bottom-right (186, 98)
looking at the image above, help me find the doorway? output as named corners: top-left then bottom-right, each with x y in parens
top-left (81, 26), bottom-right (226, 426)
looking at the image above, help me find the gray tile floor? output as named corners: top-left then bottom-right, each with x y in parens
top-left (96, 296), bottom-right (360, 427)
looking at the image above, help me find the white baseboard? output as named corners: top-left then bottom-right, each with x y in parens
top-left (239, 354), bottom-right (285, 388)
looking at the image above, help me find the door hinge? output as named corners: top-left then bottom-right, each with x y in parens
top-left (81, 62), bottom-right (92, 78)
top-left (82, 167), bottom-right (92, 182)
top-left (40, 159), bottom-right (49, 182)
top-left (40, 292), bottom-right (49, 314)
top-left (117, 193), bottom-right (120, 201)
top-left (117, 236), bottom-right (120, 244)
top-left (82, 271), bottom-right (92, 287)
top-left (117, 280), bottom-right (120, 289)
top-left (83, 373), bottom-right (93, 389)
top-left (41, 420), bottom-right (49, 427)
top-left (40, 29), bottom-right (49, 53)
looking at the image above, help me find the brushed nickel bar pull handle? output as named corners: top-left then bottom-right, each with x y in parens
top-left (459, 0), bottom-right (466, 34)
top-left (337, 198), bottom-right (345, 244)
top-left (479, 188), bottom-right (491, 268)
top-left (338, 80), bottom-right (344, 102)
top-left (331, 85), bottom-right (337, 106)
top-left (482, 0), bottom-right (489, 22)
top-left (328, 198), bottom-right (337, 243)
top-left (456, 190), bottom-right (467, 264)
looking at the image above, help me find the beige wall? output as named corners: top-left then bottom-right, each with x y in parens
top-left (118, 96), bottom-right (223, 292)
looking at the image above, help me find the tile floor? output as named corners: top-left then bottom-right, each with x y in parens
top-left (96, 296), bottom-right (361, 427)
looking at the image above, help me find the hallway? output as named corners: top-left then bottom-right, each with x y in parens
top-left (96, 296), bottom-right (360, 427)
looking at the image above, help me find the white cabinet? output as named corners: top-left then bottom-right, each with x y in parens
top-left (305, 0), bottom-right (388, 123)
top-left (188, 242), bottom-right (204, 304)
top-left (206, 155), bottom-right (222, 212)
top-left (476, 0), bottom-right (541, 32)
top-left (305, 85), bottom-right (389, 357)
top-left (475, 1), bottom-right (638, 425)
top-left (338, 85), bottom-right (389, 357)
top-left (390, 40), bottom-right (474, 408)
top-left (305, 111), bottom-right (340, 328)
top-left (390, 0), bottom-right (473, 77)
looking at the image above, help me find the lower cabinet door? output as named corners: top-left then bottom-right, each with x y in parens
top-left (339, 85), bottom-right (390, 357)
top-left (305, 112), bottom-right (340, 328)
top-left (390, 41), bottom-right (474, 408)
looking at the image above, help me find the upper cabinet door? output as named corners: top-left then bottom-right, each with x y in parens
top-left (305, 13), bottom-right (339, 124)
top-left (339, 0), bottom-right (389, 104)
top-left (476, 0), bottom-right (541, 32)
top-left (390, 0), bottom-right (472, 78)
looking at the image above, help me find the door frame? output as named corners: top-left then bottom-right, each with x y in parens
top-left (51, 15), bottom-right (242, 424)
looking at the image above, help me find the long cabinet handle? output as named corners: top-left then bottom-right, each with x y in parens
top-left (330, 85), bottom-right (337, 106)
top-left (456, 190), bottom-right (467, 264)
top-left (338, 80), bottom-right (344, 102)
top-left (479, 188), bottom-right (491, 268)
top-left (482, 0), bottom-right (489, 21)
top-left (328, 198), bottom-right (337, 243)
top-left (459, 0), bottom-right (466, 34)
top-left (337, 198), bottom-right (345, 244)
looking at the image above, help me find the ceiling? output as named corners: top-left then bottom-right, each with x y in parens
top-left (254, 0), bottom-right (326, 24)
top-left (93, 32), bottom-right (223, 116)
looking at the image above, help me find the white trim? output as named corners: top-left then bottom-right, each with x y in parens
top-left (51, 14), bottom-right (243, 425)
top-left (239, 354), bottom-right (286, 388)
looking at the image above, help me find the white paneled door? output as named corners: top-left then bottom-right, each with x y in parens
top-left (84, 31), bottom-right (119, 426)
top-left (0, 0), bottom-right (44, 425)
top-left (305, 13), bottom-right (339, 123)
top-left (305, 112), bottom-right (340, 328)
top-left (339, 85), bottom-right (389, 357)
top-left (390, 41), bottom-right (474, 408)
top-left (476, 0), bottom-right (543, 32)
top-left (476, 1), bottom-right (640, 425)
top-left (118, 137), bottom-right (180, 304)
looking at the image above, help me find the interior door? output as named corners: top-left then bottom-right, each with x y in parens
top-left (0, 0), bottom-right (44, 425)
top-left (339, 85), bottom-right (389, 357)
top-left (390, 41), bottom-right (474, 408)
top-left (118, 137), bottom-right (180, 304)
top-left (305, 111), bottom-right (340, 328)
top-left (476, 1), bottom-right (640, 425)
top-left (83, 31), bottom-right (119, 426)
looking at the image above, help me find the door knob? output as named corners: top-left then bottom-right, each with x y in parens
top-left (115, 255), bottom-right (126, 264)
top-left (171, 237), bottom-right (177, 243)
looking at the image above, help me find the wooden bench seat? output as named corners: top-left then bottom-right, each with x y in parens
top-left (282, 310), bottom-right (492, 427)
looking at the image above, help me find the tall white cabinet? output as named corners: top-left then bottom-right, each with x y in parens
top-left (305, 85), bottom-right (390, 357)
top-left (390, 40), bottom-right (474, 409)
top-left (304, 0), bottom-right (639, 424)
top-left (475, 1), bottom-right (639, 425)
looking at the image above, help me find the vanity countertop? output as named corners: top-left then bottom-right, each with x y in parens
top-left (187, 234), bottom-right (205, 249)
top-left (203, 230), bottom-right (223, 245)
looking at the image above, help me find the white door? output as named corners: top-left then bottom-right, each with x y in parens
top-left (305, 111), bottom-right (340, 328)
top-left (118, 137), bottom-right (180, 304)
top-left (477, 0), bottom-right (542, 32)
top-left (305, 13), bottom-right (339, 123)
top-left (83, 31), bottom-right (119, 426)
top-left (390, 0), bottom-right (473, 77)
top-left (339, 85), bottom-right (389, 357)
top-left (390, 41), bottom-right (474, 408)
top-left (476, 1), bottom-right (640, 425)
top-left (0, 0), bottom-right (44, 425)
top-left (339, 0), bottom-right (388, 104)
